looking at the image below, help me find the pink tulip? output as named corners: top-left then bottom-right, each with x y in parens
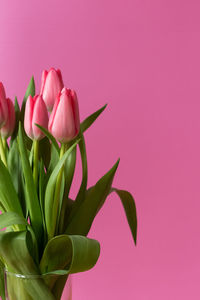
top-left (24, 95), bottom-right (48, 140)
top-left (49, 87), bottom-right (80, 143)
top-left (0, 82), bottom-right (8, 128)
top-left (40, 68), bottom-right (64, 112)
top-left (0, 98), bottom-right (15, 138)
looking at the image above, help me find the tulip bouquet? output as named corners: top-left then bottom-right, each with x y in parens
top-left (0, 68), bottom-right (137, 300)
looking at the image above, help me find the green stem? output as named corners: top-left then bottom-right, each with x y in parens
top-left (50, 144), bottom-right (65, 239)
top-left (33, 139), bottom-right (39, 190)
top-left (58, 143), bottom-right (70, 234)
top-left (0, 136), bottom-right (7, 167)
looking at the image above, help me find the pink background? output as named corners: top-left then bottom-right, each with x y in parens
top-left (0, 0), bottom-right (200, 299)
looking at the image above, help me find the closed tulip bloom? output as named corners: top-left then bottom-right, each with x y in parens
top-left (40, 68), bottom-right (64, 112)
top-left (0, 98), bottom-right (15, 138)
top-left (49, 88), bottom-right (80, 143)
top-left (24, 95), bottom-right (48, 140)
top-left (0, 82), bottom-right (8, 128)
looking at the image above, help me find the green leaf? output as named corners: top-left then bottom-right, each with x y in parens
top-left (68, 132), bottom-right (88, 222)
top-left (35, 124), bottom-right (59, 153)
top-left (64, 143), bottom-right (77, 197)
top-left (111, 188), bottom-right (137, 245)
top-left (44, 145), bottom-right (59, 196)
top-left (7, 140), bottom-right (21, 192)
top-left (0, 212), bottom-right (38, 262)
top-left (21, 76), bottom-right (35, 123)
top-left (0, 258), bottom-right (5, 300)
top-left (40, 234), bottom-right (100, 298)
top-left (58, 144), bottom-right (77, 234)
top-left (56, 172), bottom-right (65, 235)
top-left (18, 123), bottom-right (43, 244)
top-left (65, 159), bottom-right (120, 236)
top-left (10, 97), bottom-right (20, 144)
top-left (40, 234), bottom-right (100, 275)
top-left (75, 133), bottom-right (88, 203)
top-left (19, 77), bottom-right (35, 151)
top-left (0, 158), bottom-right (23, 217)
top-left (80, 104), bottom-right (107, 133)
top-left (0, 231), bottom-right (38, 274)
top-left (39, 161), bottom-right (46, 217)
top-left (47, 144), bottom-right (59, 176)
top-left (7, 139), bottom-right (26, 216)
top-left (15, 96), bottom-right (20, 111)
top-left (45, 140), bottom-right (80, 239)
top-left (51, 274), bottom-right (69, 300)
top-left (58, 199), bottom-right (74, 235)
top-left (0, 212), bottom-right (27, 231)
top-left (0, 211), bottom-right (38, 260)
top-left (0, 231), bottom-right (56, 300)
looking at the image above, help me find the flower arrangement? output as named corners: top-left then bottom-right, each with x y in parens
top-left (0, 68), bottom-right (137, 300)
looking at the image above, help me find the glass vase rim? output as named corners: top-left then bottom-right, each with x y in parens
top-left (4, 269), bottom-right (66, 279)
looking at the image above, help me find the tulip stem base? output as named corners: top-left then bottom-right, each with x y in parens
top-left (0, 135), bottom-right (7, 167)
top-left (33, 139), bottom-right (39, 189)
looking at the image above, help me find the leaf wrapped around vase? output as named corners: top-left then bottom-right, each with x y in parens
top-left (0, 69), bottom-right (137, 300)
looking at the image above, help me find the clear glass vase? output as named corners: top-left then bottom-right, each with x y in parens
top-left (4, 270), bottom-right (72, 300)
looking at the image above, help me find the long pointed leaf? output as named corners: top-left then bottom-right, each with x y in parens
top-left (21, 76), bottom-right (35, 123)
top-left (19, 77), bottom-right (35, 151)
top-left (68, 132), bottom-right (88, 222)
top-left (111, 188), bottom-right (137, 245)
top-left (18, 123), bottom-right (43, 243)
top-left (7, 140), bottom-right (26, 216)
top-left (10, 96), bottom-right (20, 144)
top-left (66, 159), bottom-right (119, 236)
top-left (75, 133), bottom-right (88, 204)
top-left (80, 104), bottom-right (107, 133)
top-left (0, 159), bottom-right (23, 216)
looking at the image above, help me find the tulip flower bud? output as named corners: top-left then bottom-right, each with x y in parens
top-left (40, 68), bottom-right (64, 112)
top-left (48, 87), bottom-right (80, 143)
top-left (0, 98), bottom-right (15, 138)
top-left (0, 82), bottom-right (8, 128)
top-left (24, 95), bottom-right (48, 140)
